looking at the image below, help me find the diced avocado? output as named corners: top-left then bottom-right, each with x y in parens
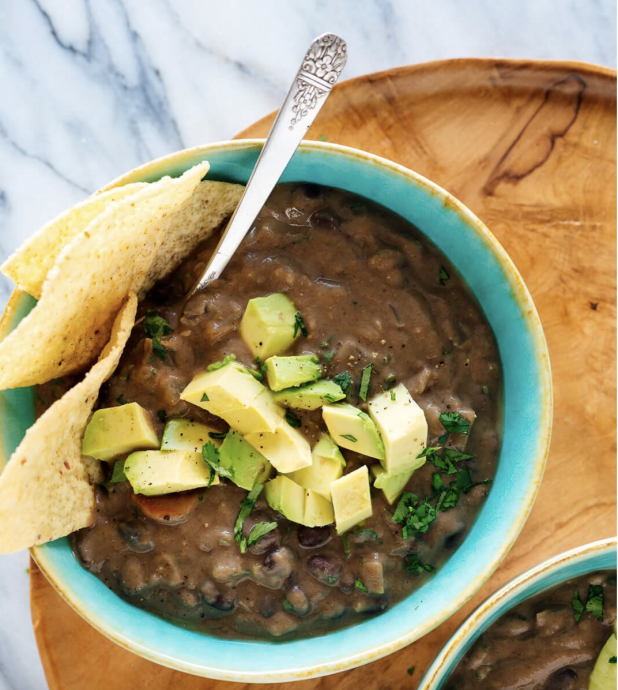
top-left (264, 475), bottom-right (305, 523)
top-left (368, 384), bottom-right (428, 474)
top-left (589, 632), bottom-right (617, 690)
top-left (222, 389), bottom-right (284, 435)
top-left (288, 434), bottom-right (345, 498)
top-left (240, 293), bottom-right (299, 359)
top-left (322, 403), bottom-right (385, 460)
top-left (82, 402), bottom-right (159, 462)
top-left (330, 465), bottom-right (373, 534)
top-left (180, 362), bottom-right (264, 414)
top-left (272, 380), bottom-right (346, 410)
top-left (161, 419), bottom-right (223, 452)
top-left (370, 464), bottom-right (414, 505)
top-left (124, 450), bottom-right (219, 496)
top-left (265, 355), bottom-right (321, 391)
top-left (218, 430), bottom-right (272, 491)
top-left (304, 489), bottom-right (334, 526)
top-left (245, 422), bottom-right (312, 473)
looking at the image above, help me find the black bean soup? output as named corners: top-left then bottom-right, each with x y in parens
top-left (445, 570), bottom-right (617, 690)
top-left (65, 183), bottom-right (502, 640)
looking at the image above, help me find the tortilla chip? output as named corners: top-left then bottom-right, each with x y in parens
top-left (142, 180), bottom-right (243, 293)
top-left (0, 162), bottom-right (209, 390)
top-left (1, 183), bottom-right (148, 300)
top-left (0, 293), bottom-right (137, 554)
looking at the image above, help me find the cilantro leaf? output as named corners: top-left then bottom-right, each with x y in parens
top-left (109, 460), bottom-right (127, 484)
top-left (200, 392), bottom-right (209, 402)
top-left (341, 434), bottom-right (357, 442)
top-left (572, 589), bottom-right (585, 623)
top-left (439, 411), bottom-right (471, 435)
top-left (157, 409), bottom-right (167, 423)
top-left (342, 532), bottom-right (350, 559)
top-left (234, 483), bottom-right (264, 553)
top-left (201, 441), bottom-right (233, 486)
top-left (333, 371), bottom-right (353, 396)
top-left (208, 431), bottom-right (228, 440)
top-left (246, 521), bottom-right (278, 549)
top-left (407, 667), bottom-right (415, 676)
top-left (293, 311), bottom-right (308, 338)
top-left (585, 584), bottom-right (604, 621)
top-left (144, 310), bottom-right (173, 362)
top-left (354, 578), bottom-right (368, 593)
top-left (392, 491), bottom-right (419, 523)
top-left (359, 363), bottom-right (374, 401)
top-left (438, 267), bottom-right (450, 285)
top-left (207, 354), bottom-right (237, 371)
top-left (285, 410), bottom-right (302, 428)
top-left (116, 393), bottom-right (128, 405)
top-left (610, 656), bottom-right (617, 664)
top-left (405, 554), bottom-right (435, 574)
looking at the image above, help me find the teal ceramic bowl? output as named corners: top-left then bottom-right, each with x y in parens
top-left (0, 140), bottom-right (552, 682)
top-left (418, 538), bottom-right (617, 689)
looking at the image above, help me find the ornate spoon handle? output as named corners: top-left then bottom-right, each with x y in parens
top-left (190, 33), bottom-right (347, 295)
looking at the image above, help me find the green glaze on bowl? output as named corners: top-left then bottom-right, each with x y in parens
top-left (417, 538), bottom-right (617, 689)
top-left (0, 140), bottom-right (552, 682)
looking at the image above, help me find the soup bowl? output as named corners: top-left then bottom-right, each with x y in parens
top-left (0, 140), bottom-right (552, 682)
top-left (417, 538), bottom-right (617, 689)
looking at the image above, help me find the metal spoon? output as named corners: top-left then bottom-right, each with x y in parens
top-left (189, 33), bottom-right (347, 296)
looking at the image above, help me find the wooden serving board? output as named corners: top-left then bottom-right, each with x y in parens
top-left (31, 59), bottom-right (617, 690)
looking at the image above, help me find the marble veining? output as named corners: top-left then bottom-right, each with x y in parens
top-left (0, 1), bottom-right (615, 687)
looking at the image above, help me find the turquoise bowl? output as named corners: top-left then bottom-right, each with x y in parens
top-left (418, 538), bottom-right (617, 689)
top-left (0, 140), bottom-right (552, 682)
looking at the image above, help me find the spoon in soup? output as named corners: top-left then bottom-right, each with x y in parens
top-left (189, 33), bottom-right (347, 296)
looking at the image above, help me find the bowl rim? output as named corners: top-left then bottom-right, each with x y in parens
top-left (417, 537), bottom-right (618, 689)
top-left (0, 138), bottom-right (552, 681)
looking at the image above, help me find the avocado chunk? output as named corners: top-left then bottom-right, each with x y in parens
top-left (264, 475), bottom-right (334, 526)
top-left (304, 488), bottom-right (335, 527)
top-left (245, 421), bottom-right (312, 473)
top-left (218, 430), bottom-right (272, 491)
top-left (82, 402), bottom-right (159, 461)
top-left (124, 450), bottom-right (219, 495)
top-left (161, 419), bottom-right (224, 452)
top-left (330, 465), bottom-right (373, 534)
top-left (589, 632), bottom-right (617, 690)
top-left (264, 475), bottom-right (305, 523)
top-left (272, 380), bottom-right (346, 410)
top-left (265, 355), bottom-right (321, 391)
top-left (368, 384), bottom-right (428, 474)
top-left (240, 293), bottom-right (299, 359)
top-left (370, 464), bottom-right (414, 505)
top-left (180, 363), bottom-right (283, 434)
top-left (322, 403), bottom-right (385, 460)
top-left (288, 433), bottom-right (345, 498)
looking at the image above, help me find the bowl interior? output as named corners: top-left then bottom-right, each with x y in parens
top-left (1, 140), bottom-right (552, 682)
top-left (419, 538), bottom-right (617, 689)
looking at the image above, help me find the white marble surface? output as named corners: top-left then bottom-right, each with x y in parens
top-left (0, 1), bottom-right (615, 688)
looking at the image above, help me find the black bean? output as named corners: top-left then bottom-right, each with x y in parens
top-left (282, 586), bottom-right (312, 618)
top-left (118, 520), bottom-right (154, 553)
top-left (547, 668), bottom-right (578, 690)
top-left (353, 596), bottom-right (389, 614)
top-left (307, 555), bottom-right (341, 585)
top-left (200, 580), bottom-right (236, 611)
top-left (444, 529), bottom-right (466, 550)
top-left (263, 547), bottom-right (295, 578)
top-left (248, 526), bottom-right (280, 555)
top-left (297, 525), bottom-right (331, 548)
top-left (297, 183), bottom-right (322, 199)
top-left (309, 208), bottom-right (340, 231)
top-left (260, 594), bottom-right (276, 619)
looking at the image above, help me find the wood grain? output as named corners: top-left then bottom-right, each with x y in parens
top-left (30, 59), bottom-right (617, 690)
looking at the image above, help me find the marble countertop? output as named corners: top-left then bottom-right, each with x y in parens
top-left (0, 1), bottom-right (615, 688)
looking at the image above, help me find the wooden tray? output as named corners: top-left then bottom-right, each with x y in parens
top-left (31, 59), bottom-right (617, 689)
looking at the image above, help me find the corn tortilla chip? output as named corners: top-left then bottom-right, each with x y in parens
top-left (1, 183), bottom-right (148, 300)
top-left (0, 293), bottom-right (137, 554)
top-left (0, 162), bottom-right (209, 390)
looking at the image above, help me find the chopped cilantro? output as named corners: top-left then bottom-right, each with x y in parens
top-left (438, 267), bottom-right (450, 285)
top-left (354, 578), bottom-right (368, 593)
top-left (109, 460), bottom-right (127, 484)
top-left (319, 335), bottom-right (334, 348)
top-left (116, 394), bottom-right (128, 405)
top-left (482, 385), bottom-right (490, 395)
top-left (144, 310), bottom-right (173, 362)
top-left (246, 367), bottom-right (263, 381)
top-left (246, 521), bottom-right (278, 549)
top-left (285, 410), bottom-right (302, 428)
top-left (256, 356), bottom-right (268, 372)
top-left (439, 411), bottom-right (471, 435)
top-left (322, 350), bottom-right (337, 363)
top-left (234, 484), bottom-right (264, 553)
top-left (208, 431), bottom-right (228, 440)
top-left (293, 311), bottom-right (308, 338)
top-left (341, 434), bottom-right (357, 442)
top-left (384, 373), bottom-right (396, 389)
top-left (324, 393), bottom-right (338, 403)
top-left (327, 575), bottom-right (338, 584)
top-left (392, 492), bottom-right (437, 539)
top-left (157, 409), bottom-right (167, 423)
top-left (359, 363), bottom-right (374, 401)
top-left (201, 441), bottom-right (233, 487)
top-left (333, 371), bottom-right (353, 395)
top-left (572, 589), bottom-right (585, 623)
top-left (407, 666), bottom-right (415, 676)
top-left (390, 390), bottom-right (396, 401)
top-left (201, 392), bottom-right (209, 402)
top-left (610, 656), bottom-right (617, 663)
top-left (405, 554), bottom-right (435, 574)
top-left (342, 533), bottom-right (350, 559)
top-left (207, 354), bottom-right (237, 371)
top-left (585, 585), bottom-right (604, 621)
